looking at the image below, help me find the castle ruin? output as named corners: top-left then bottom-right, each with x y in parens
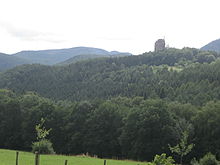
top-left (154, 39), bottom-right (165, 52)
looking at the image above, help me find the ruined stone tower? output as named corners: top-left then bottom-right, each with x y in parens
top-left (154, 39), bottom-right (165, 52)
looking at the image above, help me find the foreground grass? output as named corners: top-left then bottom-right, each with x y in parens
top-left (0, 149), bottom-right (149, 165)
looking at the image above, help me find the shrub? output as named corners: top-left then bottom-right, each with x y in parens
top-left (32, 139), bottom-right (55, 154)
top-left (199, 153), bottom-right (219, 165)
top-left (152, 153), bottom-right (175, 165)
top-left (190, 157), bottom-right (200, 165)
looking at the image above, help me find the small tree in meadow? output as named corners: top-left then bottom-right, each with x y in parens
top-left (169, 119), bottom-right (194, 165)
top-left (169, 130), bottom-right (194, 165)
top-left (32, 118), bottom-right (55, 154)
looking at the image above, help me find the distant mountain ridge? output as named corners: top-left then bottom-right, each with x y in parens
top-left (0, 47), bottom-right (132, 71)
top-left (12, 47), bottom-right (132, 65)
top-left (201, 38), bottom-right (220, 52)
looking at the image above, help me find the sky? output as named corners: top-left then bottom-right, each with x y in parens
top-left (0, 0), bottom-right (220, 55)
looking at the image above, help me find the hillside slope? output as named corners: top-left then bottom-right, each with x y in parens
top-left (201, 38), bottom-right (220, 52)
top-left (0, 48), bottom-right (219, 105)
top-left (57, 53), bottom-right (132, 65)
top-left (0, 53), bottom-right (30, 72)
top-left (57, 54), bottom-right (109, 65)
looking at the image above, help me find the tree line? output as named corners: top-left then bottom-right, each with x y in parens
top-left (0, 89), bottom-right (220, 162)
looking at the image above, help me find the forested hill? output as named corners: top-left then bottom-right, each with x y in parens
top-left (0, 53), bottom-right (31, 71)
top-left (57, 53), bottom-right (133, 66)
top-left (57, 54), bottom-right (109, 65)
top-left (0, 48), bottom-right (219, 105)
top-left (201, 38), bottom-right (220, 52)
top-left (2, 48), bottom-right (220, 162)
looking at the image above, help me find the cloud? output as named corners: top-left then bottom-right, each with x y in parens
top-left (100, 37), bottom-right (133, 41)
top-left (0, 21), bottom-right (65, 43)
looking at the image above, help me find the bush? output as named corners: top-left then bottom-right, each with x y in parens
top-left (152, 153), bottom-right (175, 165)
top-left (32, 139), bottom-right (55, 154)
top-left (199, 153), bottom-right (219, 165)
top-left (191, 158), bottom-right (200, 165)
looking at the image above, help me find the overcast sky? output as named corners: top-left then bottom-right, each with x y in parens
top-left (0, 0), bottom-right (220, 55)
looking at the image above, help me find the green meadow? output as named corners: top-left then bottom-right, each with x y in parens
top-left (0, 149), bottom-right (149, 165)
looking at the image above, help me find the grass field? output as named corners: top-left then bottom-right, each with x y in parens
top-left (0, 149), bottom-right (149, 165)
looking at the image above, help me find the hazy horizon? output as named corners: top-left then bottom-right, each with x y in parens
top-left (0, 0), bottom-right (220, 55)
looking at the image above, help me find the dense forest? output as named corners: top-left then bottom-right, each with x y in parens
top-left (0, 48), bottom-right (219, 105)
top-left (0, 89), bottom-right (220, 162)
top-left (1, 47), bottom-right (220, 163)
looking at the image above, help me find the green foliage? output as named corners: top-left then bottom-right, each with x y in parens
top-left (120, 99), bottom-right (175, 161)
top-left (83, 101), bottom-right (123, 158)
top-left (32, 118), bottom-right (54, 154)
top-left (191, 154), bottom-right (219, 165)
top-left (1, 47), bottom-right (220, 161)
top-left (169, 123), bottom-right (194, 164)
top-left (152, 153), bottom-right (175, 165)
top-left (32, 139), bottom-right (55, 154)
top-left (193, 102), bottom-right (220, 158)
top-left (199, 153), bottom-right (219, 165)
top-left (1, 89), bottom-right (220, 161)
top-left (191, 158), bottom-right (200, 165)
top-left (35, 118), bottom-right (51, 140)
top-left (0, 48), bottom-right (220, 105)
